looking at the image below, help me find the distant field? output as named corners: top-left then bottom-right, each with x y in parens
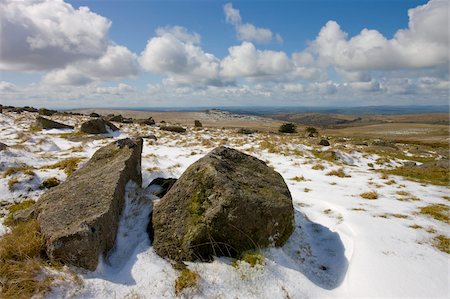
top-left (72, 108), bottom-right (285, 132)
top-left (324, 123), bottom-right (449, 146)
top-left (72, 109), bottom-right (449, 146)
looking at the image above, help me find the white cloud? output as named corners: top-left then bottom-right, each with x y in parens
top-left (307, 0), bottom-right (448, 71)
top-left (139, 26), bottom-right (221, 85)
top-left (223, 3), bottom-right (281, 44)
top-left (221, 42), bottom-right (291, 78)
top-left (0, 0), bottom-right (111, 71)
top-left (348, 81), bottom-right (381, 92)
top-left (0, 81), bottom-right (17, 92)
top-left (43, 45), bottom-right (138, 85)
top-left (95, 83), bottom-right (135, 95)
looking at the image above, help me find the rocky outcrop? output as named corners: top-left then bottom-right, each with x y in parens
top-left (80, 118), bottom-right (119, 134)
top-left (319, 139), bottom-right (330, 146)
top-left (35, 116), bottom-right (74, 130)
top-left (36, 138), bottom-right (143, 270)
top-left (38, 108), bottom-right (57, 116)
top-left (135, 118), bottom-right (156, 126)
top-left (0, 142), bottom-right (8, 151)
top-left (194, 120), bottom-right (202, 127)
top-left (160, 126), bottom-right (186, 133)
top-left (89, 112), bottom-right (100, 118)
top-left (152, 146), bottom-right (294, 261)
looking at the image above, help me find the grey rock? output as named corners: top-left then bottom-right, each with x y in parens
top-left (35, 116), bottom-right (74, 130)
top-left (160, 126), bottom-right (186, 133)
top-left (80, 118), bottom-right (119, 134)
top-left (152, 146), bottom-right (294, 261)
top-left (36, 138), bottom-right (143, 270)
top-left (135, 118), bottom-right (156, 126)
top-left (319, 139), bottom-right (330, 146)
top-left (38, 108), bottom-right (57, 116)
top-left (0, 142), bottom-right (8, 151)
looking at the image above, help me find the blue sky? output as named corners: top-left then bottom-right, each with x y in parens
top-left (0, 0), bottom-right (448, 108)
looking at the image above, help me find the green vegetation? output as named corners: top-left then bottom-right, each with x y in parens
top-left (4, 200), bottom-right (35, 227)
top-left (232, 251), bottom-right (265, 268)
top-left (41, 157), bottom-right (82, 176)
top-left (40, 177), bottom-right (60, 189)
top-left (419, 204), bottom-right (449, 224)
top-left (383, 165), bottom-right (449, 186)
top-left (279, 123), bottom-right (297, 133)
top-left (433, 235), bottom-right (449, 254)
top-left (305, 127), bottom-right (318, 135)
top-left (360, 191), bottom-right (378, 200)
top-left (174, 269), bottom-right (199, 295)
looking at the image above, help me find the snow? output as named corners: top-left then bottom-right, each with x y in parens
top-left (0, 111), bottom-right (448, 298)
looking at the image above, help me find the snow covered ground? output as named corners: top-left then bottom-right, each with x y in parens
top-left (0, 112), bottom-right (448, 298)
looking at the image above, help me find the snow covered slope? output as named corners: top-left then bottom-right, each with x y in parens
top-left (0, 112), bottom-right (448, 298)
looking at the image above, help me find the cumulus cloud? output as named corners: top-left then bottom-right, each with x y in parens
top-left (224, 3), bottom-right (281, 44)
top-left (43, 45), bottom-right (138, 85)
top-left (139, 26), bottom-right (221, 85)
top-left (95, 83), bottom-right (135, 95)
top-left (0, 81), bottom-right (17, 92)
top-left (0, 0), bottom-right (111, 71)
top-left (221, 42), bottom-right (291, 78)
top-left (307, 0), bottom-right (448, 71)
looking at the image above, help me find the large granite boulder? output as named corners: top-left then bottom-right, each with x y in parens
top-left (35, 116), bottom-right (74, 130)
top-left (152, 146), bottom-right (294, 261)
top-left (80, 118), bottom-right (119, 134)
top-left (135, 117), bottom-right (156, 126)
top-left (35, 138), bottom-right (143, 270)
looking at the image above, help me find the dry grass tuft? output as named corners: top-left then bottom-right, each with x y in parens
top-left (419, 204), bottom-right (449, 224)
top-left (0, 220), bottom-right (53, 298)
top-left (4, 200), bottom-right (35, 226)
top-left (326, 168), bottom-right (350, 178)
top-left (174, 268), bottom-right (199, 295)
top-left (4, 165), bottom-right (35, 178)
top-left (433, 235), bottom-right (449, 254)
top-left (383, 165), bottom-right (449, 186)
top-left (312, 163), bottom-right (325, 170)
top-left (41, 157), bottom-right (82, 176)
top-left (360, 191), bottom-right (378, 200)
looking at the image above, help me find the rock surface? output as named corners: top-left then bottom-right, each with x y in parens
top-left (160, 126), bottom-right (186, 133)
top-left (35, 116), bottom-right (74, 130)
top-left (36, 138), bottom-right (143, 270)
top-left (152, 146), bottom-right (294, 261)
top-left (135, 118), bottom-right (156, 126)
top-left (0, 142), bottom-right (8, 151)
top-left (80, 118), bottom-right (119, 134)
top-left (319, 139), bottom-right (330, 146)
top-left (194, 120), bottom-right (202, 127)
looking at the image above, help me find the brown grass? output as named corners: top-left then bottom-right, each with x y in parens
top-left (0, 220), bottom-right (53, 298)
top-left (383, 165), bottom-right (449, 186)
top-left (174, 269), bottom-right (199, 295)
top-left (41, 157), bottom-right (82, 176)
top-left (360, 191), bottom-right (378, 200)
top-left (419, 204), bottom-right (449, 224)
top-left (433, 235), bottom-right (449, 254)
top-left (326, 168), bottom-right (350, 178)
top-left (3, 200), bottom-right (35, 227)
